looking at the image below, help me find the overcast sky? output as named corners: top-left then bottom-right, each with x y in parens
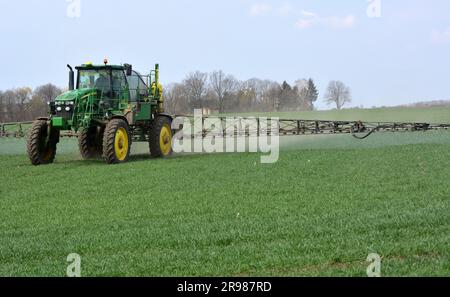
top-left (0, 0), bottom-right (449, 109)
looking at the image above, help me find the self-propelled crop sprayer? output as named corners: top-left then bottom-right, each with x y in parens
top-left (25, 61), bottom-right (450, 165)
top-left (27, 60), bottom-right (173, 165)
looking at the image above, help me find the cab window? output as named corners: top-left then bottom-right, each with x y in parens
top-left (127, 71), bottom-right (148, 101)
top-left (78, 69), bottom-right (112, 98)
top-left (111, 70), bottom-right (128, 99)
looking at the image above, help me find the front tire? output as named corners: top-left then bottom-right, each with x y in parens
top-left (149, 116), bottom-right (173, 158)
top-left (27, 120), bottom-right (59, 166)
top-left (79, 126), bottom-right (104, 159)
top-left (102, 119), bottom-right (131, 164)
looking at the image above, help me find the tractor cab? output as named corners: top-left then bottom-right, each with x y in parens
top-left (70, 62), bottom-right (153, 104)
top-left (75, 63), bottom-right (130, 103)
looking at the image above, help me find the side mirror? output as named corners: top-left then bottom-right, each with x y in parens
top-left (124, 64), bottom-right (132, 76)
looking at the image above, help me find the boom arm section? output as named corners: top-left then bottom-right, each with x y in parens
top-left (178, 116), bottom-right (450, 139)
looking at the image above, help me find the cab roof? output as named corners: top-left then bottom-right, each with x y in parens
top-left (75, 63), bottom-right (125, 71)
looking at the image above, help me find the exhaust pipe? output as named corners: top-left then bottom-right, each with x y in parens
top-left (67, 64), bottom-right (74, 91)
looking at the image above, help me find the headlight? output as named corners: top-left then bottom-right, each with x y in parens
top-left (65, 106), bottom-right (71, 112)
top-left (56, 106), bottom-right (62, 112)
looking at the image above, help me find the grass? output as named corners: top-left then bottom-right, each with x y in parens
top-left (0, 130), bottom-right (449, 276)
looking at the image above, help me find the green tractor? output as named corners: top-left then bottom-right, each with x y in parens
top-left (27, 60), bottom-right (173, 165)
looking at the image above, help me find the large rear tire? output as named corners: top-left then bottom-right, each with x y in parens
top-left (27, 120), bottom-right (59, 166)
top-left (149, 116), bottom-right (173, 158)
top-left (102, 119), bottom-right (131, 164)
top-left (79, 126), bottom-right (104, 159)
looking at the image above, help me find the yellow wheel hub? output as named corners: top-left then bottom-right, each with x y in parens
top-left (114, 127), bottom-right (129, 161)
top-left (160, 124), bottom-right (172, 156)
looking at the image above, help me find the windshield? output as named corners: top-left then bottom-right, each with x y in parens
top-left (78, 69), bottom-right (111, 90)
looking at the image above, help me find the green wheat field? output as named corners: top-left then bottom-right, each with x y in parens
top-left (0, 107), bottom-right (449, 276)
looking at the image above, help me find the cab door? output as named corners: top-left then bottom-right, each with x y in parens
top-left (126, 71), bottom-right (149, 102)
top-left (126, 71), bottom-right (151, 121)
top-left (111, 69), bottom-right (130, 109)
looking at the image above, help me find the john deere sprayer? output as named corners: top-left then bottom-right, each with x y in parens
top-left (26, 61), bottom-right (450, 166)
top-left (27, 61), bottom-right (173, 165)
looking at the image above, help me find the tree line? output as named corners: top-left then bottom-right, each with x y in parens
top-left (164, 70), bottom-right (351, 114)
top-left (164, 71), bottom-right (321, 114)
top-left (0, 84), bottom-right (62, 123)
top-left (0, 70), bottom-right (352, 123)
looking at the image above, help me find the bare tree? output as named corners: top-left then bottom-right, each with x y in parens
top-left (210, 70), bottom-right (237, 113)
top-left (0, 88), bottom-right (32, 122)
top-left (264, 83), bottom-right (281, 112)
top-left (34, 84), bottom-right (62, 103)
top-left (14, 87), bottom-right (33, 120)
top-left (27, 84), bottom-right (63, 120)
top-left (235, 85), bottom-right (255, 112)
top-left (183, 71), bottom-right (208, 110)
top-left (324, 80), bottom-right (351, 110)
top-left (164, 83), bottom-right (188, 115)
top-left (0, 91), bottom-right (4, 122)
top-left (2, 90), bottom-right (16, 122)
top-left (28, 94), bottom-right (48, 120)
top-left (253, 79), bottom-right (278, 112)
top-left (0, 85), bottom-right (62, 123)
